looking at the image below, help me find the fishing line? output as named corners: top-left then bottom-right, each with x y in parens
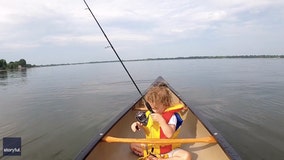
top-left (83, 0), bottom-right (154, 113)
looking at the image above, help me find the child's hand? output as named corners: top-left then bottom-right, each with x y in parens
top-left (150, 113), bottom-right (166, 124)
top-left (131, 121), bottom-right (142, 132)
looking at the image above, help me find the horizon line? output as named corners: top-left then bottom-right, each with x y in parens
top-left (35, 54), bottom-right (283, 67)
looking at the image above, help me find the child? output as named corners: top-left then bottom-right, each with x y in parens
top-left (130, 84), bottom-right (191, 160)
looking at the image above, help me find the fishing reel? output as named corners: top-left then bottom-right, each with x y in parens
top-left (136, 111), bottom-right (148, 126)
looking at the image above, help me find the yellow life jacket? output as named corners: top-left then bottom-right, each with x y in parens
top-left (143, 103), bottom-right (186, 156)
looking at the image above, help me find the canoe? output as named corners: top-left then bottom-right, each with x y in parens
top-left (76, 76), bottom-right (241, 160)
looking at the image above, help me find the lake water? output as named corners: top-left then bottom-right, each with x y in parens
top-left (1, 59), bottom-right (284, 160)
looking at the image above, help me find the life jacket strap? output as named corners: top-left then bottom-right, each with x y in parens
top-left (138, 147), bottom-right (169, 160)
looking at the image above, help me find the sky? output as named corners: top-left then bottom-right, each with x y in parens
top-left (0, 0), bottom-right (284, 65)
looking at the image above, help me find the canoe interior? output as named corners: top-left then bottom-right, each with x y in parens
top-left (84, 82), bottom-right (231, 160)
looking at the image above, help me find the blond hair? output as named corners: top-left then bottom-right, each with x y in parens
top-left (145, 85), bottom-right (172, 108)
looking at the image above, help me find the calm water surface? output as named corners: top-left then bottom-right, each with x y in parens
top-left (1, 59), bottom-right (284, 160)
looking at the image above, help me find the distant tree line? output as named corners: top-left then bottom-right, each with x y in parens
top-left (2, 55), bottom-right (282, 69)
top-left (121, 55), bottom-right (284, 62)
top-left (0, 59), bottom-right (34, 70)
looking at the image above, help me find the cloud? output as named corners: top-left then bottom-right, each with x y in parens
top-left (0, 42), bottom-right (39, 51)
top-left (0, 0), bottom-right (284, 64)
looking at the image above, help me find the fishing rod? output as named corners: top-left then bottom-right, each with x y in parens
top-left (83, 0), bottom-right (154, 114)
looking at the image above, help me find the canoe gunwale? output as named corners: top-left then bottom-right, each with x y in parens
top-left (75, 99), bottom-right (137, 159)
top-left (75, 78), bottom-right (154, 159)
top-left (75, 76), bottom-right (241, 160)
top-left (162, 77), bottom-right (241, 160)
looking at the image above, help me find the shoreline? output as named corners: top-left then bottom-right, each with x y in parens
top-left (35, 54), bottom-right (283, 67)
